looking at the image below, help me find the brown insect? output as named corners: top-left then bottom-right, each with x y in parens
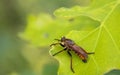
top-left (50, 36), bottom-right (94, 73)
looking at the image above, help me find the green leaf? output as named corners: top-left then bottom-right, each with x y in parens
top-left (54, 0), bottom-right (117, 21)
top-left (20, 14), bottom-right (99, 46)
top-left (50, 2), bottom-right (120, 75)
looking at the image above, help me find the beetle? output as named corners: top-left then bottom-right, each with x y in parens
top-left (50, 36), bottom-right (94, 73)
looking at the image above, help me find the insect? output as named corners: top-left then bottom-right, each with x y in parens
top-left (50, 36), bottom-right (94, 73)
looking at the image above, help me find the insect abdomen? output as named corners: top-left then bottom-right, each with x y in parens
top-left (70, 45), bottom-right (88, 62)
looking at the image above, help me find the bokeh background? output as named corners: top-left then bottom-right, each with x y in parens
top-left (0, 0), bottom-right (120, 75)
top-left (0, 0), bottom-right (90, 75)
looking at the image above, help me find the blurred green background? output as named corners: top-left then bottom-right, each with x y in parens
top-left (1, 0), bottom-right (120, 75)
top-left (0, 0), bottom-right (90, 75)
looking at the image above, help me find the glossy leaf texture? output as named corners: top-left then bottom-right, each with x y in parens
top-left (50, 1), bottom-right (120, 75)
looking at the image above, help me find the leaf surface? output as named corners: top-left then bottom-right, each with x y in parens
top-left (50, 2), bottom-right (120, 75)
top-left (54, 0), bottom-right (117, 21)
top-left (21, 14), bottom-right (99, 46)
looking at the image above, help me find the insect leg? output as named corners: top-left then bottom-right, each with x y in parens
top-left (50, 43), bottom-right (61, 47)
top-left (60, 43), bottom-right (65, 47)
top-left (52, 48), bottom-right (67, 56)
top-left (67, 51), bottom-right (75, 73)
top-left (87, 52), bottom-right (95, 55)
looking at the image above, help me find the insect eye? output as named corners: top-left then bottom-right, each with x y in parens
top-left (61, 36), bottom-right (66, 41)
